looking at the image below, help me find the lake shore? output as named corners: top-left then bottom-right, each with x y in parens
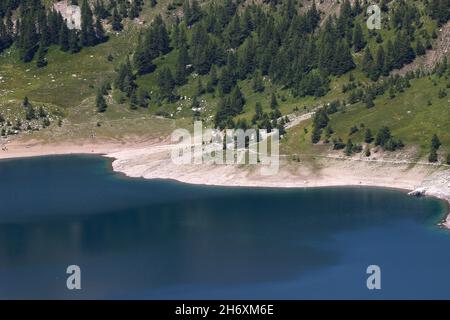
top-left (1, 139), bottom-right (450, 228)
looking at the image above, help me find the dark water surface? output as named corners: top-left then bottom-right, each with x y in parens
top-left (0, 155), bottom-right (449, 299)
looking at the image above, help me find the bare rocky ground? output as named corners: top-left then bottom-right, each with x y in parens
top-left (394, 21), bottom-right (450, 75)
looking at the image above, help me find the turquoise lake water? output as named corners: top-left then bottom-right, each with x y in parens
top-left (0, 155), bottom-right (449, 299)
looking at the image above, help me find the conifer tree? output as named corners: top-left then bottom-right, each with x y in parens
top-left (81, 0), bottom-right (96, 46)
top-left (69, 29), bottom-right (81, 53)
top-left (19, 15), bottom-right (38, 62)
top-left (361, 47), bottom-right (374, 76)
top-left (112, 8), bottom-right (123, 31)
top-left (174, 45), bottom-right (190, 85)
top-left (252, 71), bottom-right (264, 93)
top-left (36, 41), bottom-right (47, 68)
top-left (59, 23), bottom-right (70, 52)
top-left (134, 34), bottom-right (155, 75)
top-left (96, 90), bottom-right (107, 112)
top-left (229, 85), bottom-right (245, 114)
top-left (353, 23), bottom-right (365, 52)
top-left (94, 18), bottom-right (106, 44)
top-left (270, 93), bottom-right (278, 109)
top-left (157, 67), bottom-right (175, 101)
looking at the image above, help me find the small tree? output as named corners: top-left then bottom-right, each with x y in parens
top-left (446, 154), bottom-right (450, 165)
top-left (96, 91), bottom-right (107, 112)
top-left (42, 118), bottom-right (50, 128)
top-left (112, 8), bottom-right (123, 31)
top-left (25, 106), bottom-right (36, 120)
top-left (196, 78), bottom-right (204, 96)
top-left (270, 93), bottom-right (278, 109)
top-left (345, 139), bottom-right (353, 156)
top-left (252, 71), bottom-right (264, 93)
top-left (364, 94), bottom-right (375, 108)
top-left (429, 148), bottom-right (438, 163)
top-left (364, 128), bottom-right (373, 143)
top-left (137, 88), bottom-right (149, 108)
top-left (36, 42), bottom-right (47, 68)
top-left (38, 106), bottom-right (46, 118)
top-left (364, 145), bottom-right (371, 157)
top-left (23, 96), bottom-right (30, 108)
top-left (311, 127), bottom-right (321, 144)
top-left (431, 134), bottom-right (441, 150)
top-left (130, 91), bottom-right (138, 110)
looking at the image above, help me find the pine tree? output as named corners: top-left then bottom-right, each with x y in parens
top-left (69, 29), bottom-right (81, 53)
top-left (112, 8), bottom-right (123, 31)
top-left (116, 57), bottom-right (136, 96)
top-left (59, 23), bottom-right (70, 51)
top-left (416, 39), bottom-right (426, 56)
top-left (134, 34), bottom-right (155, 75)
top-left (81, 0), bottom-right (96, 46)
top-left (252, 102), bottom-right (263, 123)
top-left (229, 85), bottom-right (245, 114)
top-left (345, 139), bottom-right (353, 156)
top-left (25, 104), bottom-right (36, 120)
top-left (190, 23), bottom-right (214, 74)
top-left (219, 66), bottom-right (235, 95)
top-left (429, 147), bottom-right (438, 162)
top-left (19, 14), bottom-right (39, 62)
top-left (334, 40), bottom-right (355, 75)
top-left (94, 18), bottom-right (106, 44)
top-left (431, 134), bottom-right (441, 150)
top-left (137, 88), bottom-right (149, 108)
top-left (361, 47), bottom-right (374, 76)
top-left (129, 90), bottom-right (138, 110)
top-left (157, 67), bottom-right (175, 101)
top-left (23, 96), bottom-right (30, 109)
top-left (196, 77), bottom-right (204, 96)
top-left (364, 93), bottom-right (375, 108)
top-left (38, 11), bottom-right (50, 47)
top-left (210, 65), bottom-right (218, 86)
top-left (353, 23), bottom-right (365, 52)
top-left (129, 1), bottom-right (139, 19)
top-left (174, 45), bottom-right (190, 85)
top-left (373, 46), bottom-right (385, 81)
top-left (270, 93), bottom-right (278, 109)
top-left (36, 41), bottom-right (47, 68)
top-left (252, 70), bottom-right (264, 93)
top-left (364, 128), bottom-right (373, 143)
top-left (96, 90), bottom-right (107, 112)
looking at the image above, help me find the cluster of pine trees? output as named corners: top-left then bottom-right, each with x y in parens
top-left (112, 0), bottom-right (448, 133)
top-left (0, 0), bottom-right (148, 66)
top-left (428, 0), bottom-right (450, 26)
top-left (125, 0), bottom-right (350, 123)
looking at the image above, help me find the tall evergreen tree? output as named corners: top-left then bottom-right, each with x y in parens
top-left (36, 41), bottom-right (47, 68)
top-left (80, 0), bottom-right (96, 46)
top-left (112, 8), bottom-right (123, 31)
top-left (59, 22), bottom-right (70, 52)
top-left (69, 29), bottom-right (81, 53)
top-left (96, 90), bottom-right (107, 112)
top-left (174, 45), bottom-right (190, 85)
top-left (353, 23), bottom-right (366, 52)
top-left (19, 15), bottom-right (39, 62)
top-left (157, 67), bottom-right (175, 101)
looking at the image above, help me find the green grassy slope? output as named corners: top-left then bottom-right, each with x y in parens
top-left (0, 0), bottom-right (448, 162)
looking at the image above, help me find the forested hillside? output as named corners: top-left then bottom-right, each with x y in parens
top-left (0, 0), bottom-right (449, 162)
